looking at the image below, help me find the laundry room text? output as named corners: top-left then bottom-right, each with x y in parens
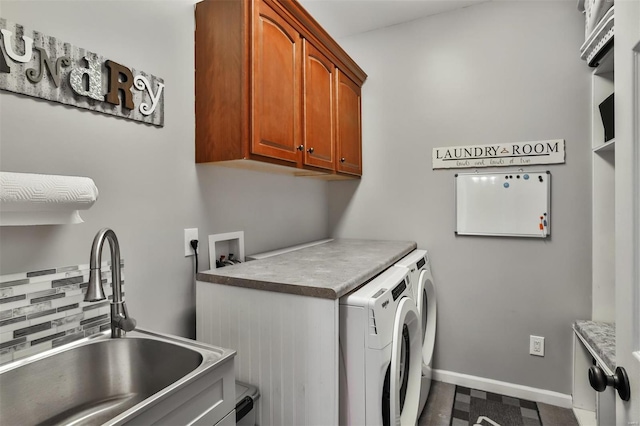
top-left (432, 140), bottom-right (565, 169)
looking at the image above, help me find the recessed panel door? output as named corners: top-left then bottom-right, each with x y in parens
top-left (253, 1), bottom-right (302, 164)
top-left (303, 40), bottom-right (335, 171)
top-left (336, 70), bottom-right (362, 176)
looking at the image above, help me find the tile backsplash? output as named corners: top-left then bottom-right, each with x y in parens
top-left (0, 261), bottom-right (124, 366)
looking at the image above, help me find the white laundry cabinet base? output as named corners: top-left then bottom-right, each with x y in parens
top-left (196, 281), bottom-right (339, 426)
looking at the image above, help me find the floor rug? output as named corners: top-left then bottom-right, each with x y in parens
top-left (449, 386), bottom-right (542, 426)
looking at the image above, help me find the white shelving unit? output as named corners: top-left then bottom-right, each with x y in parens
top-left (575, 3), bottom-right (640, 424)
top-left (591, 48), bottom-right (615, 323)
top-left (573, 19), bottom-right (618, 425)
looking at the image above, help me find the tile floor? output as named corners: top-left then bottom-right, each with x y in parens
top-left (418, 381), bottom-right (579, 426)
top-left (449, 386), bottom-right (542, 426)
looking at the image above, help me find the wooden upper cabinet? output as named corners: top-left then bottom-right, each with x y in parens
top-left (195, 0), bottom-right (246, 163)
top-left (195, 0), bottom-right (366, 178)
top-left (303, 40), bottom-right (335, 171)
top-left (336, 70), bottom-right (362, 176)
top-left (253, 1), bottom-right (302, 164)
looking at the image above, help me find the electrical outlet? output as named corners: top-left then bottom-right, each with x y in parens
top-left (529, 335), bottom-right (545, 356)
top-left (184, 228), bottom-right (198, 257)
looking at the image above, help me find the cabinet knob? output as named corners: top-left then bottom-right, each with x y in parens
top-left (297, 145), bottom-right (304, 151)
top-left (340, 157), bottom-right (346, 163)
top-left (589, 366), bottom-right (631, 401)
top-left (307, 147), bottom-right (314, 154)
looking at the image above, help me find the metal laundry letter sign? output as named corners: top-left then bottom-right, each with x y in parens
top-left (432, 140), bottom-right (565, 169)
top-left (0, 18), bottom-right (164, 127)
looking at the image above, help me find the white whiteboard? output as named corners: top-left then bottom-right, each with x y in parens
top-left (455, 171), bottom-right (551, 238)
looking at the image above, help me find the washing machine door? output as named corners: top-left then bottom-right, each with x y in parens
top-left (417, 269), bottom-right (437, 367)
top-left (388, 297), bottom-right (422, 426)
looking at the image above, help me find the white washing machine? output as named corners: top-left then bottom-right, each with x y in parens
top-left (393, 249), bottom-right (437, 416)
top-left (339, 267), bottom-right (422, 426)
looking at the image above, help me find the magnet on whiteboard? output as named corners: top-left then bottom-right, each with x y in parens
top-left (504, 182), bottom-right (509, 188)
top-left (523, 174), bottom-right (529, 180)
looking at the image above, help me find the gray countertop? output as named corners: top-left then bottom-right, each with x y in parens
top-left (196, 239), bottom-right (417, 299)
top-left (574, 320), bottom-right (616, 373)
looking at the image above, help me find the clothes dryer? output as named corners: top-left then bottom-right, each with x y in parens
top-left (339, 267), bottom-right (422, 426)
top-left (394, 250), bottom-right (437, 415)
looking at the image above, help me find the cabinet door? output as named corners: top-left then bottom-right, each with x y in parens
top-left (303, 40), bottom-right (335, 171)
top-left (253, 0), bottom-right (302, 164)
top-left (336, 70), bottom-right (362, 176)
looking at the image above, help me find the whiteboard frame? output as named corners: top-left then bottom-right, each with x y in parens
top-left (454, 170), bottom-right (551, 238)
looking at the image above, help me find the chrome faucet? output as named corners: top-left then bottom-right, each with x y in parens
top-left (85, 228), bottom-right (136, 338)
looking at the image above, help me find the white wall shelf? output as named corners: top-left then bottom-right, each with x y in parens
top-left (592, 138), bottom-right (615, 154)
top-left (580, 6), bottom-right (614, 67)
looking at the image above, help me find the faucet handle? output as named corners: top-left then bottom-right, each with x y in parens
top-left (110, 301), bottom-right (136, 335)
top-left (115, 316), bottom-right (137, 333)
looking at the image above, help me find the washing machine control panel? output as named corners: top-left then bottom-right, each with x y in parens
top-left (366, 274), bottom-right (412, 350)
top-left (391, 279), bottom-right (407, 301)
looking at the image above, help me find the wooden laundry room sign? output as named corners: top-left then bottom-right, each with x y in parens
top-left (0, 18), bottom-right (164, 127)
top-left (432, 139), bottom-right (565, 169)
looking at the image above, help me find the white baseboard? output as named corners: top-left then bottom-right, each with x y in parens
top-left (433, 369), bottom-right (573, 409)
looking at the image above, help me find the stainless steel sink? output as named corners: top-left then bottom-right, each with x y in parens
top-left (0, 328), bottom-right (236, 425)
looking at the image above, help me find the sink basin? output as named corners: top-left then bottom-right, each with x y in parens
top-left (0, 328), bottom-right (236, 425)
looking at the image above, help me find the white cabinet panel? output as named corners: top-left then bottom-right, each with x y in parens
top-left (196, 281), bottom-right (339, 426)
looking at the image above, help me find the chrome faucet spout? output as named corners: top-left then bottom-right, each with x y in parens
top-left (85, 228), bottom-right (136, 337)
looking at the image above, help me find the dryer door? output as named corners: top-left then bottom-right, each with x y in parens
top-left (417, 269), bottom-right (437, 367)
top-left (388, 297), bottom-right (422, 426)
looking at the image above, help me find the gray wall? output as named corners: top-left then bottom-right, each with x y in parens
top-left (0, 0), bottom-right (329, 338)
top-left (1, 0), bottom-right (594, 396)
top-left (328, 1), bottom-right (592, 394)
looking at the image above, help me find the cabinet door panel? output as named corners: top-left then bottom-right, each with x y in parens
top-left (303, 40), bottom-right (335, 171)
top-left (253, 1), bottom-right (301, 163)
top-left (336, 70), bottom-right (362, 176)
